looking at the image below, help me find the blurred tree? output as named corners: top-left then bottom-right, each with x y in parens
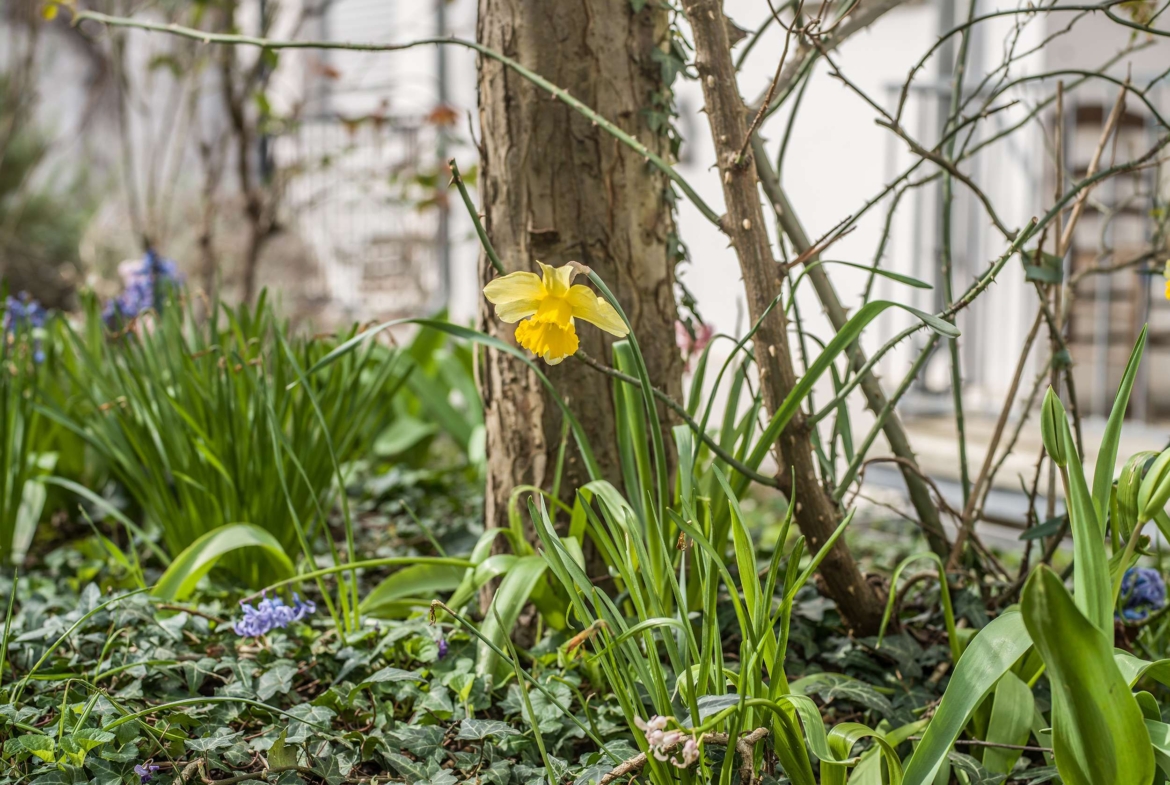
top-left (0, 10), bottom-right (93, 308)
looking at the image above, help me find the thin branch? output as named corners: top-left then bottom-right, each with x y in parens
top-left (67, 8), bottom-right (722, 226)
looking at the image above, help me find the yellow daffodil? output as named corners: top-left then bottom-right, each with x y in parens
top-left (483, 261), bottom-right (628, 364)
top-left (1163, 259), bottom-right (1170, 300)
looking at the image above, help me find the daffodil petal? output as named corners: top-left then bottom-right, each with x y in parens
top-left (537, 262), bottom-right (576, 298)
top-left (495, 298), bottom-right (541, 323)
top-left (567, 286), bottom-right (628, 337)
top-left (484, 271), bottom-right (544, 305)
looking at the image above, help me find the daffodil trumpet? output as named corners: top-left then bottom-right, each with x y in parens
top-left (483, 261), bottom-right (629, 365)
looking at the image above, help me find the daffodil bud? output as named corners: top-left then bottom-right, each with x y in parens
top-left (1040, 388), bottom-right (1067, 467)
top-left (1138, 447), bottom-right (1170, 522)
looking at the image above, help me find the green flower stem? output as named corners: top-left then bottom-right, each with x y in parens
top-left (449, 159), bottom-right (504, 276)
top-left (239, 557), bottom-right (473, 603)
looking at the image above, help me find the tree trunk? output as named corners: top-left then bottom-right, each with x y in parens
top-left (476, 0), bottom-right (683, 546)
top-left (679, 0), bottom-right (886, 635)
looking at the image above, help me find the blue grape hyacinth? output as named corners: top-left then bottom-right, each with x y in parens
top-left (233, 593), bottom-right (316, 638)
top-left (3, 292), bottom-right (47, 332)
top-left (104, 249), bottom-right (183, 327)
top-left (1119, 566), bottom-right (1167, 622)
top-left (4, 292), bottom-right (48, 362)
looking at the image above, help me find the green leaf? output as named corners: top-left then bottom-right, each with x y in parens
top-left (348, 666), bottom-right (425, 700)
top-left (476, 555), bottom-right (548, 678)
top-left (153, 524), bottom-right (295, 601)
top-left (790, 673), bottom-right (893, 718)
top-left (1052, 395), bottom-right (1112, 634)
top-left (901, 612), bottom-right (1032, 785)
top-left (745, 300), bottom-right (958, 476)
top-left (1114, 650), bottom-right (1170, 689)
top-left (456, 719), bottom-right (521, 741)
top-left (1021, 249), bottom-right (1064, 283)
top-left (68, 729), bottom-right (114, 752)
top-left (360, 564), bottom-right (465, 618)
top-left (8, 734), bottom-right (55, 763)
top-left (1093, 327), bottom-right (1147, 522)
top-left (1019, 515), bottom-right (1065, 541)
top-left (256, 660), bottom-right (298, 701)
top-left (1022, 566), bottom-right (1154, 785)
top-left (981, 671), bottom-right (1033, 775)
top-left (268, 730), bottom-right (298, 769)
top-left (1144, 718), bottom-right (1170, 776)
top-left (373, 416), bottom-right (438, 457)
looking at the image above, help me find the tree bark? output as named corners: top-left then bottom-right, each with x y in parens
top-left (679, 0), bottom-right (886, 634)
top-left (476, 0), bottom-right (683, 541)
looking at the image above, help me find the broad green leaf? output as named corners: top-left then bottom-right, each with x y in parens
top-left (153, 524), bottom-right (295, 600)
top-left (1114, 650), bottom-right (1170, 689)
top-left (981, 671), bottom-right (1033, 775)
top-left (1093, 327), bottom-right (1147, 521)
top-left (476, 555), bottom-right (548, 678)
top-left (360, 564), bottom-right (465, 618)
top-left (268, 730), bottom-right (298, 769)
top-left (1054, 400), bottom-right (1111, 634)
top-left (10, 734), bottom-right (55, 763)
top-left (68, 729), bottom-right (114, 752)
top-left (304, 318), bottom-right (601, 481)
top-left (1022, 566), bottom-right (1154, 785)
top-left (901, 612), bottom-right (1032, 785)
top-left (1144, 718), bottom-right (1170, 775)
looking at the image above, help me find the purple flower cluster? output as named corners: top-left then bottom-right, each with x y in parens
top-left (1120, 567), bottom-right (1167, 621)
top-left (4, 292), bottom-right (48, 363)
top-left (133, 764), bottom-right (160, 784)
top-left (233, 593), bottom-right (316, 638)
top-left (3, 292), bottom-right (47, 333)
top-left (103, 249), bottom-right (183, 327)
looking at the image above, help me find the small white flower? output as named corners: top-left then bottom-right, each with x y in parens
top-left (672, 737), bottom-right (701, 768)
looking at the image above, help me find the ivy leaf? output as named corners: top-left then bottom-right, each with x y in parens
top-left (792, 672), bottom-right (895, 718)
top-left (70, 728), bottom-right (115, 751)
top-left (268, 730), bottom-right (298, 770)
top-left (256, 660), bottom-right (299, 701)
top-left (384, 752), bottom-right (429, 782)
top-left (6, 734), bottom-right (56, 763)
top-left (384, 726), bottom-right (445, 762)
top-left (185, 730), bottom-right (242, 753)
top-left (455, 719), bottom-right (520, 741)
top-left (347, 665), bottom-right (424, 700)
top-left (947, 751), bottom-right (1007, 784)
top-left (286, 705), bottom-right (336, 743)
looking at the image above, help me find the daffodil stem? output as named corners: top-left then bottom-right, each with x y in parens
top-left (449, 159), bottom-right (504, 276)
